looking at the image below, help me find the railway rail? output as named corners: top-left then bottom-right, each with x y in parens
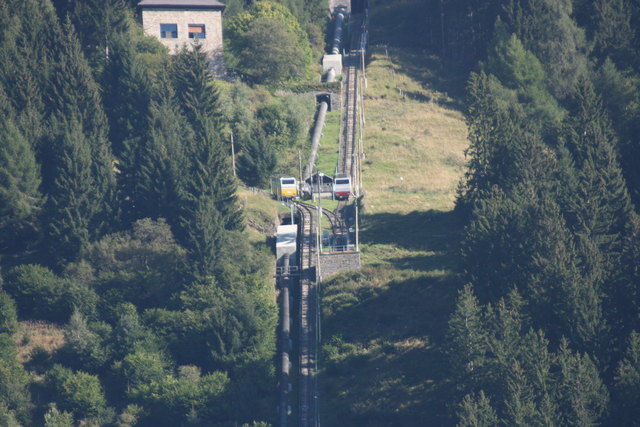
top-left (294, 202), bottom-right (318, 427)
top-left (283, 7), bottom-right (365, 427)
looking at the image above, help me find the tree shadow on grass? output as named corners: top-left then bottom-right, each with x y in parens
top-left (360, 209), bottom-right (463, 270)
top-left (320, 269), bottom-right (459, 426)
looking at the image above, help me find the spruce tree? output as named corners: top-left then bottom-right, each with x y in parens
top-left (67, 0), bottom-right (131, 73)
top-left (172, 44), bottom-right (222, 137)
top-left (503, 0), bottom-right (589, 99)
top-left (179, 120), bottom-right (242, 280)
top-left (136, 85), bottom-right (192, 225)
top-left (557, 339), bottom-right (609, 426)
top-left (504, 361), bottom-right (539, 426)
top-left (47, 19), bottom-right (116, 237)
top-left (563, 80), bottom-right (635, 345)
top-left (613, 331), bottom-right (640, 425)
top-left (447, 284), bottom-right (488, 391)
top-left (0, 116), bottom-right (43, 253)
top-left (45, 116), bottom-right (95, 267)
top-left (457, 391), bottom-right (500, 427)
top-left (102, 35), bottom-right (153, 224)
top-left (237, 128), bottom-right (278, 188)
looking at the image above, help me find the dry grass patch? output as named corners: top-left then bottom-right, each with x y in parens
top-left (361, 48), bottom-right (468, 215)
top-left (15, 320), bottom-right (65, 364)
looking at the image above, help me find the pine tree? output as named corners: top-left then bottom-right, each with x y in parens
top-left (136, 85), bottom-right (192, 225)
top-left (47, 19), bottom-right (116, 237)
top-left (504, 361), bottom-right (539, 426)
top-left (237, 128), bottom-right (278, 188)
top-left (447, 284), bottom-right (488, 390)
top-left (613, 331), bottom-right (640, 425)
top-left (67, 0), bottom-right (131, 73)
top-left (179, 121), bottom-right (243, 280)
top-left (172, 44), bottom-right (222, 137)
top-left (0, 116), bottom-right (43, 253)
top-left (102, 35), bottom-right (153, 224)
top-left (503, 0), bottom-right (589, 99)
top-left (557, 339), bottom-right (609, 426)
top-left (457, 391), bottom-right (501, 427)
top-left (45, 116), bottom-right (95, 267)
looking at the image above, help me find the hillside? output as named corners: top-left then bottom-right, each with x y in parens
top-left (319, 12), bottom-right (470, 425)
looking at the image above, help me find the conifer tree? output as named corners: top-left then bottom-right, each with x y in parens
top-left (136, 84), bottom-right (192, 225)
top-left (503, 0), bottom-right (589, 99)
top-left (237, 128), bottom-right (278, 188)
top-left (172, 44), bottom-right (222, 137)
top-left (447, 284), bottom-right (488, 390)
top-left (0, 116), bottom-right (43, 253)
top-left (557, 339), bottom-right (609, 426)
top-left (563, 80), bottom-right (635, 344)
top-left (613, 331), bottom-right (640, 425)
top-left (47, 19), bottom-right (116, 237)
top-left (102, 35), bottom-right (153, 224)
top-left (179, 120), bottom-right (242, 279)
top-left (485, 23), bottom-right (565, 131)
top-left (457, 391), bottom-right (500, 427)
top-left (67, 0), bottom-right (131, 73)
top-left (45, 116), bottom-right (95, 267)
top-left (504, 361), bottom-right (539, 426)
top-left (519, 329), bottom-right (560, 425)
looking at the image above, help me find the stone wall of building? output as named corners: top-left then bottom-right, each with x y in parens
top-left (318, 252), bottom-right (361, 281)
top-left (141, 8), bottom-right (224, 74)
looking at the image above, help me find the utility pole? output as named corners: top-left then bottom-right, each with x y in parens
top-left (230, 129), bottom-right (236, 177)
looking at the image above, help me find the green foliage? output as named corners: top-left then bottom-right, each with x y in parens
top-left (119, 346), bottom-right (171, 392)
top-left (135, 82), bottom-right (192, 223)
top-left (46, 19), bottom-right (116, 238)
top-left (47, 364), bottom-right (108, 419)
top-left (131, 366), bottom-right (229, 426)
top-left (613, 331), bottom-right (640, 424)
top-left (66, 0), bottom-right (133, 74)
top-left (446, 284), bottom-right (487, 388)
top-left (4, 264), bottom-right (74, 321)
top-left (237, 17), bottom-right (312, 84)
top-left (146, 278), bottom-right (276, 370)
top-left (237, 133), bottom-right (278, 187)
top-left (457, 391), bottom-right (500, 426)
top-left (0, 333), bottom-right (32, 425)
top-left (43, 403), bottom-right (74, 427)
top-left (172, 44), bottom-right (222, 135)
top-left (0, 291), bottom-right (18, 335)
top-left (485, 25), bottom-right (565, 130)
top-left (503, 0), bottom-right (590, 99)
top-left (62, 310), bottom-right (111, 372)
top-left (44, 115), bottom-right (95, 266)
top-left (557, 339), bottom-right (609, 426)
top-left (101, 34), bottom-right (154, 224)
top-left (0, 116), bottom-right (43, 253)
top-left (84, 218), bottom-right (187, 309)
top-left (225, 1), bottom-right (314, 84)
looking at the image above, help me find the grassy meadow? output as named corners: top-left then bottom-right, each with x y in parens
top-left (318, 2), bottom-right (470, 423)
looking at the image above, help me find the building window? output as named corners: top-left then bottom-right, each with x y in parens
top-left (160, 24), bottom-right (178, 39)
top-left (188, 24), bottom-right (206, 39)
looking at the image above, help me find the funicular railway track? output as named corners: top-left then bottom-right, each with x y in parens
top-left (286, 9), bottom-right (365, 427)
top-left (293, 202), bottom-right (318, 427)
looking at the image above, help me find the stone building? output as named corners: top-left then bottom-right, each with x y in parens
top-left (138, 0), bottom-right (226, 75)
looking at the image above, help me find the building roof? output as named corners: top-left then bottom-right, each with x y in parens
top-left (138, 0), bottom-right (225, 10)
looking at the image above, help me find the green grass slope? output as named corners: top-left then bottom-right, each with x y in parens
top-left (318, 1), bottom-right (470, 424)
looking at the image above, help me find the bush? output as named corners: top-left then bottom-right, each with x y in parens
top-left (47, 365), bottom-right (108, 419)
top-left (4, 264), bottom-right (70, 321)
